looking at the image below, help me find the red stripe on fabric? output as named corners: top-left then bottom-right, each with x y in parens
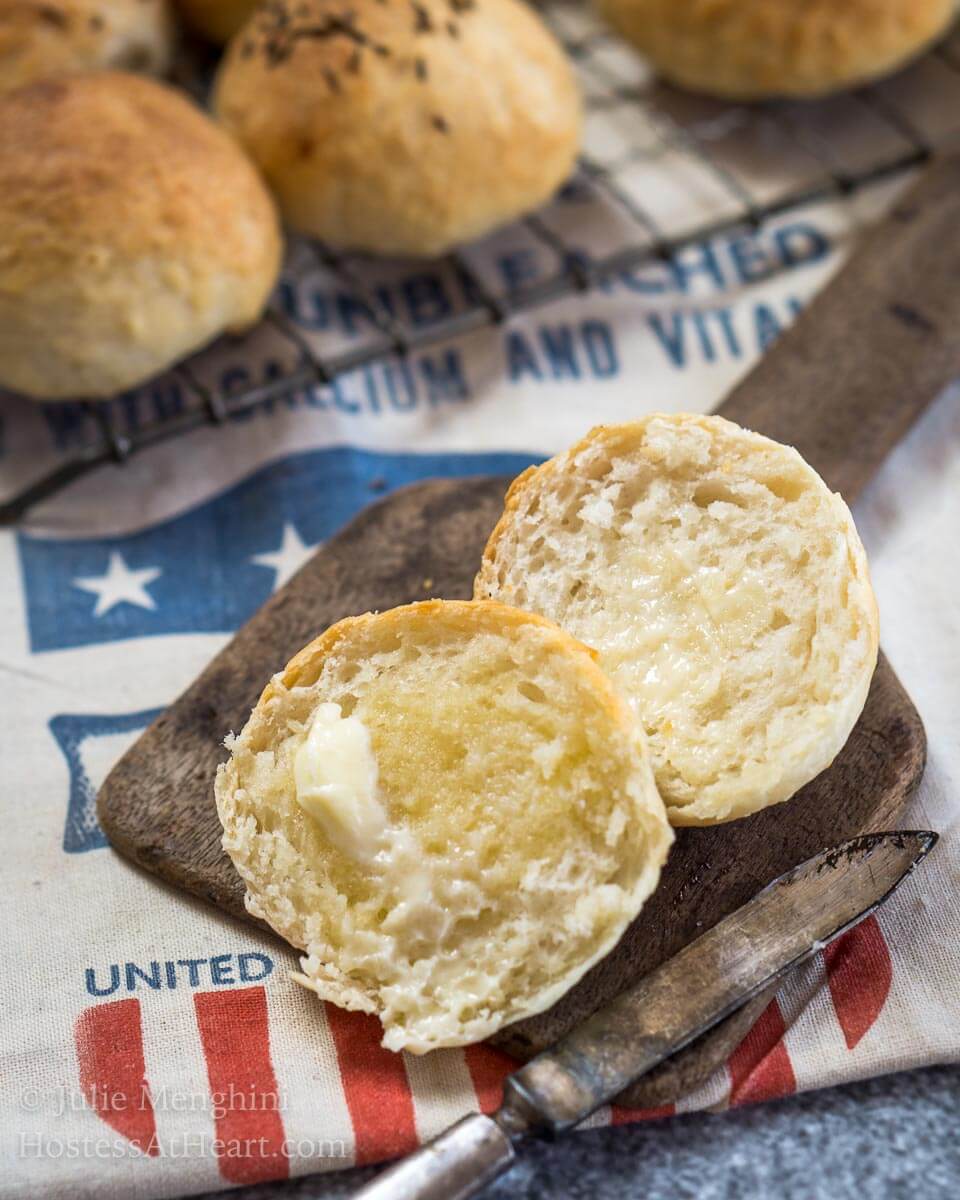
top-left (463, 1043), bottom-right (516, 1114)
top-left (75, 999), bottom-right (158, 1155)
top-left (194, 986), bottom-right (288, 1185)
top-left (728, 997), bottom-right (797, 1107)
top-left (824, 915), bottom-right (893, 1050)
top-left (610, 1102), bottom-right (675, 1125)
top-left (324, 1006), bottom-right (418, 1167)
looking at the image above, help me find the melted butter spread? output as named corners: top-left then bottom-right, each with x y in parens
top-left (566, 487), bottom-right (807, 789)
top-left (294, 702), bottom-right (386, 860)
top-left (294, 702), bottom-right (449, 950)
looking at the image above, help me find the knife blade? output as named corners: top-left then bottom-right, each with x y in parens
top-left (350, 830), bottom-right (936, 1200)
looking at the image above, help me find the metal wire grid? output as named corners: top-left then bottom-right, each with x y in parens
top-left (4, 5), bottom-right (960, 523)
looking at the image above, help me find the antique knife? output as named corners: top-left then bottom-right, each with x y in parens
top-left (351, 830), bottom-right (936, 1200)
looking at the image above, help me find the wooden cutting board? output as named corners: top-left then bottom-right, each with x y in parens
top-left (99, 152), bottom-right (960, 1106)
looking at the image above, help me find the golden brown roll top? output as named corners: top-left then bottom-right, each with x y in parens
top-left (598, 0), bottom-right (956, 99)
top-left (0, 71), bottom-right (282, 400)
top-left (213, 0), bottom-right (582, 256)
top-left (0, 0), bottom-right (175, 93)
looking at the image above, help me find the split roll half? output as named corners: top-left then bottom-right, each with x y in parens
top-left (216, 600), bottom-right (673, 1053)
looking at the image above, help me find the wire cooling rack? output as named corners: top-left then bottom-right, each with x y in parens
top-left (4, 3), bottom-right (960, 522)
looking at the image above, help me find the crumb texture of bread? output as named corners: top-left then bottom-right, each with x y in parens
top-left (0, 72), bottom-right (282, 400)
top-left (175, 0), bottom-right (260, 43)
top-left (215, 600), bottom-right (672, 1053)
top-left (213, 0), bottom-right (581, 256)
top-left (475, 415), bottom-right (880, 825)
top-left (0, 0), bottom-right (175, 94)
top-left (598, 0), bottom-right (956, 99)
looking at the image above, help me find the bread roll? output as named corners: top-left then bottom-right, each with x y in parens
top-left (598, 0), bottom-right (956, 99)
top-left (213, 0), bottom-right (581, 256)
top-left (0, 0), bottom-right (174, 93)
top-left (175, 0), bottom-right (259, 43)
top-left (475, 415), bottom-right (879, 826)
top-left (0, 72), bottom-right (281, 401)
top-left (215, 600), bottom-right (672, 1053)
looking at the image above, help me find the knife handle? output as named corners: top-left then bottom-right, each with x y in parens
top-left (349, 1115), bottom-right (516, 1200)
top-left (718, 149), bottom-right (960, 505)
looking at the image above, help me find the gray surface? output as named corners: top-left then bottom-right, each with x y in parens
top-left (193, 1064), bottom-right (960, 1200)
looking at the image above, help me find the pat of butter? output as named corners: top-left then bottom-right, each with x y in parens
top-left (294, 703), bottom-right (386, 860)
top-left (294, 704), bottom-right (444, 945)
